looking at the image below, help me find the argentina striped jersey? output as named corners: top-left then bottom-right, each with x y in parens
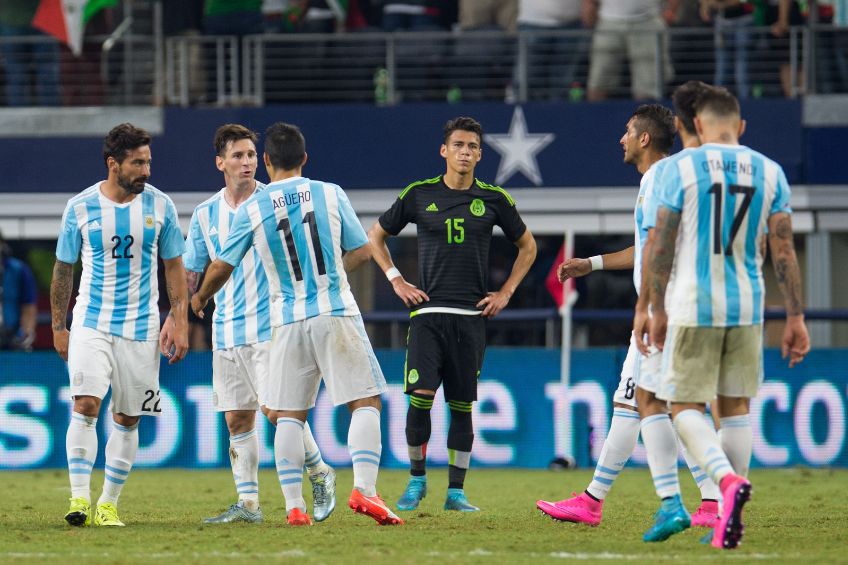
top-left (56, 183), bottom-right (185, 341)
top-left (654, 143), bottom-right (792, 327)
top-left (183, 183), bottom-right (272, 350)
top-left (633, 156), bottom-right (671, 295)
top-left (218, 176), bottom-right (368, 326)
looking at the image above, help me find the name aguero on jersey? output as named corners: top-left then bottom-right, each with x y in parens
top-left (701, 158), bottom-right (757, 176)
top-left (273, 190), bottom-right (311, 209)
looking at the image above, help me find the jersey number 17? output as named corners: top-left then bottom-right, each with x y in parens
top-left (707, 182), bottom-right (755, 256)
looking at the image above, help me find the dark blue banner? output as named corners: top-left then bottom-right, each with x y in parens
top-left (0, 100), bottom-right (804, 193)
top-left (1, 348), bottom-right (845, 469)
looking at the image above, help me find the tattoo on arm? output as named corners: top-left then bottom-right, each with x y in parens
top-left (649, 210), bottom-right (680, 310)
top-left (768, 214), bottom-right (804, 316)
top-left (50, 261), bottom-right (74, 331)
top-left (166, 278), bottom-right (182, 312)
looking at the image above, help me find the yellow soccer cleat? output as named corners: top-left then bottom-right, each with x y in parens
top-left (64, 497), bottom-right (91, 527)
top-left (94, 502), bottom-right (125, 527)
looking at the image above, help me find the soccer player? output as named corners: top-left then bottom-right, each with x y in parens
top-left (52, 123), bottom-right (189, 527)
top-left (646, 86), bottom-right (809, 549)
top-left (536, 100), bottom-right (720, 529)
top-left (368, 116), bottom-right (537, 512)
top-left (160, 124), bottom-right (335, 525)
top-left (191, 122), bottom-right (400, 526)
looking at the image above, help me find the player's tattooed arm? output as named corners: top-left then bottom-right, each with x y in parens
top-left (648, 208), bottom-right (680, 313)
top-left (768, 212), bottom-right (804, 316)
top-left (50, 260), bottom-right (73, 331)
top-left (163, 256), bottom-right (190, 363)
top-left (192, 259), bottom-right (234, 316)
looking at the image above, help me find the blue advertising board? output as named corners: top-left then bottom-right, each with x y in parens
top-left (1, 348), bottom-right (845, 470)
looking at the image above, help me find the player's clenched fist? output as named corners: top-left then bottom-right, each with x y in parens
top-left (558, 258), bottom-right (591, 282)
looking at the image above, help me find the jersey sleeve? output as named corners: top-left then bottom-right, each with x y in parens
top-left (218, 203), bottom-right (254, 267)
top-left (159, 198), bottom-right (186, 260)
top-left (378, 190), bottom-right (416, 235)
top-left (642, 163), bottom-right (665, 230)
top-left (770, 166), bottom-right (793, 216)
top-left (55, 202), bottom-right (82, 264)
top-left (182, 209), bottom-right (210, 272)
top-left (494, 196), bottom-right (527, 242)
top-left (336, 186), bottom-right (368, 251)
top-left (656, 158), bottom-right (685, 214)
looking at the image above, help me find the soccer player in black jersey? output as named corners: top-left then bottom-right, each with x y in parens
top-left (368, 116), bottom-right (537, 512)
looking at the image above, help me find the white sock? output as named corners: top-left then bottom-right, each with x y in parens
top-left (275, 417), bottom-right (306, 513)
top-left (230, 428), bottom-right (259, 508)
top-left (66, 412), bottom-right (98, 500)
top-left (719, 415), bottom-right (753, 477)
top-left (98, 421), bottom-right (139, 506)
top-left (673, 409), bottom-right (734, 486)
top-left (640, 414), bottom-right (680, 499)
top-left (348, 406), bottom-right (381, 498)
top-left (680, 436), bottom-right (721, 500)
top-left (586, 408), bottom-right (640, 500)
top-left (302, 421), bottom-right (328, 476)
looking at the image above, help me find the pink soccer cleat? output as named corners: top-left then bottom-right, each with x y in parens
top-left (691, 500), bottom-right (720, 528)
top-left (712, 474), bottom-right (752, 550)
top-left (536, 492), bottom-right (603, 526)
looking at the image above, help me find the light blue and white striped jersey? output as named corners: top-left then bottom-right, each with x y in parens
top-left (56, 183), bottom-right (185, 341)
top-left (218, 176), bottom-right (369, 326)
top-left (654, 143), bottom-right (792, 327)
top-left (633, 156), bottom-right (671, 295)
top-left (183, 183), bottom-right (272, 350)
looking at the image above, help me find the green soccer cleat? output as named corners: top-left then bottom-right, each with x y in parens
top-left (64, 497), bottom-right (91, 527)
top-left (202, 501), bottom-right (264, 524)
top-left (397, 476), bottom-right (427, 511)
top-left (310, 467), bottom-right (336, 522)
top-left (444, 488), bottom-right (480, 512)
top-left (94, 502), bottom-right (125, 527)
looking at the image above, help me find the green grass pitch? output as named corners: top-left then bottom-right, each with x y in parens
top-left (0, 467), bottom-right (845, 563)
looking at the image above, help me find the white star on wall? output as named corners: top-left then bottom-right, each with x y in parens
top-left (483, 106), bottom-right (555, 186)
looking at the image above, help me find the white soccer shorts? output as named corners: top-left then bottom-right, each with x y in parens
top-left (67, 326), bottom-right (161, 417)
top-left (212, 341), bottom-right (269, 411)
top-left (266, 315), bottom-right (387, 411)
top-left (613, 336), bottom-right (663, 407)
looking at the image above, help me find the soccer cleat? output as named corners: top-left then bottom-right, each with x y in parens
top-left (286, 508), bottom-right (313, 526)
top-left (202, 501), bottom-right (264, 524)
top-left (396, 475), bottom-right (427, 511)
top-left (444, 488), bottom-right (480, 512)
top-left (712, 473), bottom-right (752, 550)
top-left (536, 492), bottom-right (603, 526)
top-left (64, 497), bottom-right (91, 527)
top-left (643, 494), bottom-right (691, 542)
top-left (310, 467), bottom-right (336, 522)
top-left (691, 499), bottom-right (720, 528)
top-left (349, 488), bottom-right (404, 525)
top-left (93, 502), bottom-right (125, 527)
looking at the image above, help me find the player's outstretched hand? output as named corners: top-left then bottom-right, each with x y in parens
top-left (477, 290), bottom-right (510, 318)
top-left (649, 309), bottom-right (668, 352)
top-left (782, 315), bottom-right (810, 368)
top-left (632, 306), bottom-right (651, 356)
top-left (391, 278), bottom-right (429, 308)
top-left (53, 328), bottom-right (70, 361)
top-left (558, 258), bottom-right (591, 282)
top-left (191, 294), bottom-right (208, 318)
top-left (159, 315), bottom-right (175, 358)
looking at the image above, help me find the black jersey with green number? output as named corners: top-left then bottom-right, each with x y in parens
top-left (378, 175), bottom-right (527, 311)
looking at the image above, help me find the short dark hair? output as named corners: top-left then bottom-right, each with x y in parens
top-left (214, 124), bottom-right (258, 156)
top-left (695, 85), bottom-right (741, 119)
top-left (631, 104), bottom-right (676, 154)
top-left (103, 123), bottom-right (151, 167)
top-left (264, 122), bottom-right (306, 171)
top-left (443, 116), bottom-right (483, 144)
top-left (672, 80), bottom-right (710, 135)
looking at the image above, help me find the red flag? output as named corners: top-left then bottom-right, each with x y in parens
top-left (32, 0), bottom-right (70, 48)
top-left (545, 244), bottom-right (577, 310)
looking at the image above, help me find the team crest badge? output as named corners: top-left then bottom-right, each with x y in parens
top-left (144, 215), bottom-right (154, 228)
top-left (470, 198), bottom-right (485, 217)
top-left (407, 369), bottom-right (419, 384)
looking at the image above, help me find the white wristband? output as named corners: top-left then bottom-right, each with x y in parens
top-left (385, 267), bottom-right (402, 281)
top-left (589, 255), bottom-right (604, 272)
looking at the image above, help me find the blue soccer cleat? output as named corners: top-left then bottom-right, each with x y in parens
top-left (444, 488), bottom-right (480, 512)
top-left (396, 476), bottom-right (427, 511)
top-left (643, 494), bottom-right (691, 542)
